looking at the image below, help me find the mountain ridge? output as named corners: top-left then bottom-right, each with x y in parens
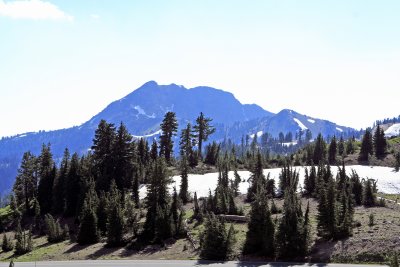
top-left (0, 81), bottom-right (359, 194)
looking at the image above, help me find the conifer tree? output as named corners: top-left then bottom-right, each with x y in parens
top-left (346, 136), bottom-right (355, 154)
top-left (373, 125), bottom-right (387, 158)
top-left (64, 153), bottom-right (81, 217)
top-left (91, 120), bottom-right (116, 192)
top-left (13, 151), bottom-right (37, 215)
top-left (179, 158), bottom-right (189, 204)
top-left (350, 170), bottom-right (363, 206)
top-left (106, 181), bottom-right (125, 246)
top-left (200, 214), bottom-right (234, 260)
top-left (52, 148), bottom-right (70, 214)
top-left (395, 152), bottom-right (400, 172)
top-left (144, 159), bottom-right (173, 241)
top-left (77, 179), bottom-right (99, 245)
top-left (359, 129), bottom-right (373, 161)
top-left (247, 151), bottom-right (265, 202)
top-left (37, 144), bottom-right (56, 215)
top-left (179, 123), bottom-right (195, 165)
top-left (2, 233), bottom-right (13, 252)
top-left (328, 136), bottom-right (337, 164)
top-left (313, 134), bottom-right (326, 164)
top-left (363, 179), bottom-right (377, 207)
top-left (193, 192), bottom-right (202, 220)
top-left (150, 140), bottom-right (158, 161)
top-left (338, 136), bottom-right (345, 157)
top-left (276, 166), bottom-right (308, 259)
top-left (112, 122), bottom-right (133, 192)
top-left (317, 177), bottom-right (337, 239)
top-left (97, 191), bottom-right (109, 236)
top-left (44, 214), bottom-right (68, 243)
top-left (232, 169), bottom-right (241, 197)
top-left (243, 187), bottom-right (275, 257)
top-left (132, 170), bottom-right (140, 208)
top-left (15, 226), bottom-right (32, 255)
top-left (159, 112), bottom-right (178, 163)
top-left (193, 112), bottom-right (216, 159)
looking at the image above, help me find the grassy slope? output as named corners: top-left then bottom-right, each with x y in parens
top-left (1, 195), bottom-right (400, 263)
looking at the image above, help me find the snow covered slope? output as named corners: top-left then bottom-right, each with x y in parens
top-left (139, 165), bottom-right (400, 198)
top-left (385, 123), bottom-right (400, 137)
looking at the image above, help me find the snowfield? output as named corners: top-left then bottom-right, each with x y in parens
top-left (139, 165), bottom-right (400, 199)
top-left (293, 118), bottom-right (308, 130)
top-left (385, 123), bottom-right (400, 137)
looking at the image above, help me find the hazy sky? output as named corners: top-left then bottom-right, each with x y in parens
top-left (1, 0), bottom-right (399, 137)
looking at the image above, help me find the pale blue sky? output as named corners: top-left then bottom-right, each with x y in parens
top-left (1, 0), bottom-right (400, 137)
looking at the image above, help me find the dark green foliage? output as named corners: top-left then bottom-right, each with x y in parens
top-left (144, 159), bottom-right (173, 241)
top-left (52, 148), bottom-right (70, 214)
top-left (247, 152), bottom-right (266, 202)
top-left (231, 169), bottom-right (241, 197)
top-left (359, 129), bottom-right (373, 162)
top-left (317, 178), bottom-right (337, 239)
top-left (363, 179), bottom-right (377, 207)
top-left (44, 214), bottom-right (68, 243)
top-left (204, 141), bottom-right (220, 165)
top-left (106, 181), bottom-right (125, 247)
top-left (159, 112), bottom-right (178, 163)
top-left (346, 137), bottom-right (355, 155)
top-left (150, 140), bottom-right (158, 161)
top-left (92, 120), bottom-right (116, 192)
top-left (179, 158), bottom-right (189, 204)
top-left (64, 153), bottom-right (81, 217)
top-left (37, 144), bottom-right (56, 215)
top-left (396, 152), bottom-right (400, 172)
top-left (193, 112), bottom-right (216, 159)
top-left (328, 136), bottom-right (337, 164)
top-left (13, 151), bottom-right (37, 215)
top-left (313, 134), bottom-right (326, 164)
top-left (132, 170), bottom-right (140, 208)
top-left (96, 191), bottom-right (109, 235)
top-left (77, 180), bottom-right (99, 245)
top-left (243, 188), bottom-right (275, 257)
top-left (15, 226), bottom-right (33, 255)
top-left (193, 192), bottom-right (202, 221)
top-left (369, 213), bottom-right (374, 226)
top-left (112, 123), bottom-right (134, 192)
top-left (391, 252), bottom-right (399, 267)
top-left (171, 187), bottom-right (185, 237)
top-left (179, 123), bottom-right (196, 167)
top-left (317, 165), bottom-right (354, 240)
top-left (124, 198), bottom-right (139, 237)
top-left (2, 233), bottom-right (13, 252)
top-left (304, 165), bottom-right (316, 197)
top-left (350, 170), bottom-right (363, 206)
top-left (200, 214), bottom-right (235, 260)
top-left (373, 125), bottom-right (387, 158)
top-left (275, 166), bottom-right (308, 259)
top-left (338, 136), bottom-right (345, 157)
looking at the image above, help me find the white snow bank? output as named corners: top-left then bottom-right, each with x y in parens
top-left (132, 129), bottom-right (162, 139)
top-left (250, 131), bottom-right (263, 139)
top-left (336, 127), bottom-right (343, 132)
top-left (307, 119), bottom-right (315, 124)
top-left (282, 141), bottom-right (298, 147)
top-left (385, 123), bottom-right (400, 138)
top-left (293, 118), bottom-right (308, 130)
top-left (139, 165), bottom-right (400, 199)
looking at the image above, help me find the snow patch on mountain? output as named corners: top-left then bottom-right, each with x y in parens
top-left (250, 131), bottom-right (263, 139)
top-left (132, 129), bottom-right (161, 139)
top-left (385, 123), bottom-right (400, 137)
top-left (307, 119), bottom-right (315, 124)
top-left (133, 105), bottom-right (156, 118)
top-left (293, 118), bottom-right (308, 130)
top-left (336, 127), bottom-right (343, 132)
